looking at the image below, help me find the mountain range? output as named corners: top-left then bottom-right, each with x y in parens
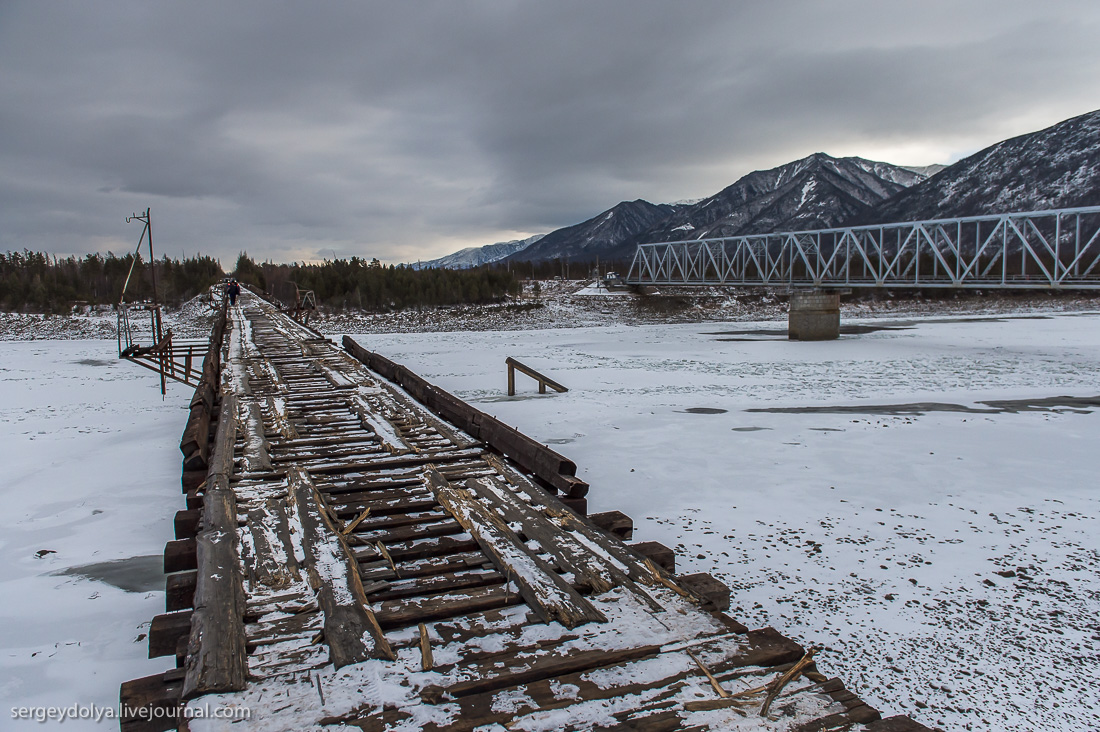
top-left (419, 109), bottom-right (1100, 268)
top-left (411, 234), bottom-right (545, 270)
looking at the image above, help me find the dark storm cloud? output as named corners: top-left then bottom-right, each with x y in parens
top-left (2, 1), bottom-right (1098, 265)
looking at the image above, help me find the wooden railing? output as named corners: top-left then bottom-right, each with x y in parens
top-left (506, 357), bottom-right (568, 396)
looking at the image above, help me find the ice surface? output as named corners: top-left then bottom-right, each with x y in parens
top-left (0, 340), bottom-right (191, 730)
top-left (349, 311), bottom-right (1100, 732)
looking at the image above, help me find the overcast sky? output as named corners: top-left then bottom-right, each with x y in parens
top-left (2, 1), bottom-right (1098, 266)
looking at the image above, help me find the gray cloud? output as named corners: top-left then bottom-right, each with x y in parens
top-left (2, 0), bottom-right (1098, 266)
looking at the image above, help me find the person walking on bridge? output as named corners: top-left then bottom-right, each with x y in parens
top-left (227, 279), bottom-right (241, 306)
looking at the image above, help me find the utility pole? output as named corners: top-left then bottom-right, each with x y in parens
top-left (126, 207), bottom-right (162, 342)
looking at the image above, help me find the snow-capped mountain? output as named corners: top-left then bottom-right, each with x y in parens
top-left (431, 109), bottom-right (1098, 267)
top-left (632, 154), bottom-right (930, 247)
top-left (413, 234), bottom-right (544, 269)
top-left (502, 199), bottom-right (684, 264)
top-left (856, 109), bottom-right (1100, 224)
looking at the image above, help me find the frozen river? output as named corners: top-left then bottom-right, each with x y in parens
top-left (1, 310), bottom-right (1098, 730)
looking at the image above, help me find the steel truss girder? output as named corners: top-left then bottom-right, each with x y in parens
top-left (626, 206), bottom-right (1100, 289)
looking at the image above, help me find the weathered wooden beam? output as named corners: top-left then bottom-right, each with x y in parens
top-left (629, 541), bottom-right (676, 573)
top-left (342, 337), bottom-right (587, 497)
top-left (465, 476), bottom-right (625, 597)
top-left (447, 642), bottom-right (662, 699)
top-left (119, 670), bottom-right (183, 732)
top-left (558, 495), bottom-right (587, 516)
top-left (422, 630), bottom-right (804, 731)
top-left (676, 573), bottom-right (730, 612)
top-left (423, 467), bottom-right (606, 629)
top-left (181, 469), bottom-right (206, 493)
top-left (238, 399), bottom-right (273, 472)
top-left (174, 509), bottom-right (200, 540)
top-left (242, 499), bottom-right (301, 591)
top-left (182, 393), bottom-right (248, 699)
top-left (863, 716), bottom-right (933, 731)
top-left (149, 611), bottom-right (192, 658)
top-left (589, 510), bottom-right (633, 540)
top-left (180, 403), bottom-right (211, 471)
top-left (166, 571), bottom-right (197, 612)
top-left (374, 584), bottom-right (521, 630)
top-left (164, 538), bottom-right (197, 574)
top-left (288, 467), bottom-right (395, 666)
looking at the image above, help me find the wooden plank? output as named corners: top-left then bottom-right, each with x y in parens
top-left (266, 395), bottom-right (298, 439)
top-left (479, 454), bottom-right (724, 615)
top-left (367, 568), bottom-right (504, 603)
top-left (350, 518), bottom-right (463, 546)
top-left (446, 643), bottom-right (662, 699)
top-left (180, 403), bottom-right (211, 470)
top-left (476, 415), bottom-right (588, 497)
top-left (864, 716), bottom-right (934, 731)
top-left (239, 399), bottom-right (273, 472)
top-left (417, 630), bottom-right (804, 731)
top-left (243, 499), bottom-right (301, 590)
top-left (361, 551), bottom-right (487, 582)
top-left (288, 467), bottom-right (395, 666)
top-left (361, 534), bottom-right (481, 563)
top-left (349, 393), bottom-right (413, 454)
top-left (373, 583), bottom-right (521, 630)
top-left (465, 475), bottom-right (656, 603)
top-left (306, 447), bottom-right (484, 476)
top-left (422, 467), bottom-right (606, 629)
top-left (183, 484), bottom-right (247, 697)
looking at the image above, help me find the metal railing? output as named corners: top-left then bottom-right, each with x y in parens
top-left (626, 206), bottom-right (1100, 289)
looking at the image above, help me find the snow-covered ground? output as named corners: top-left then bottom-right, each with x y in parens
top-left (1, 305), bottom-right (1098, 731)
top-left (0, 342), bottom-right (191, 730)
top-left (349, 312), bottom-right (1100, 732)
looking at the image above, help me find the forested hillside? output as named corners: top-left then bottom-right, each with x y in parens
top-left (0, 250), bottom-right (223, 312)
top-left (233, 254), bottom-right (521, 311)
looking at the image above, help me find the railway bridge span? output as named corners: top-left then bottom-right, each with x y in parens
top-left (627, 205), bottom-right (1100, 338)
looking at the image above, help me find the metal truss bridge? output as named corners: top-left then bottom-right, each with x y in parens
top-left (626, 206), bottom-right (1100, 290)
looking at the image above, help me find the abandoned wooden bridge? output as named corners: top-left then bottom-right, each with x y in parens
top-left (121, 290), bottom-right (930, 732)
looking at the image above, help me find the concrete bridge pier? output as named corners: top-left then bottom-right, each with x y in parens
top-left (788, 290), bottom-right (840, 340)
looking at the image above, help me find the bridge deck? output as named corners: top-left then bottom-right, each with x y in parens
top-left (123, 291), bottom-right (929, 731)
